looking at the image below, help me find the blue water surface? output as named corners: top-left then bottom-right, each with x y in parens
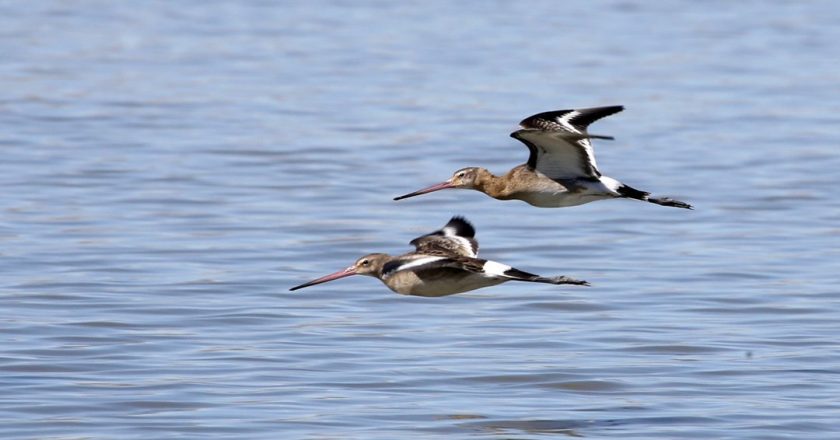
top-left (1, 1), bottom-right (838, 439)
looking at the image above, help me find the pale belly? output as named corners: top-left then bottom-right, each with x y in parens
top-left (509, 177), bottom-right (617, 208)
top-left (513, 187), bottom-right (614, 208)
top-left (383, 270), bottom-right (507, 297)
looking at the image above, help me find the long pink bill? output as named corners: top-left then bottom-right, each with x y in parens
top-left (290, 267), bottom-right (356, 291)
top-left (393, 181), bottom-right (454, 201)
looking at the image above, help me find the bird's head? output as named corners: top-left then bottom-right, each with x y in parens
top-left (394, 167), bottom-right (485, 200)
top-left (290, 253), bottom-right (389, 291)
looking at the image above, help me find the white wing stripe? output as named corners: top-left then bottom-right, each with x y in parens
top-left (453, 236), bottom-right (476, 257)
top-left (517, 130), bottom-right (595, 179)
top-left (557, 111), bottom-right (581, 133)
top-left (440, 225), bottom-right (477, 257)
top-left (482, 260), bottom-right (512, 277)
top-left (391, 256), bottom-right (446, 273)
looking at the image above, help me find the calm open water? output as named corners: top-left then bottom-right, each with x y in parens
top-left (1, 1), bottom-right (839, 439)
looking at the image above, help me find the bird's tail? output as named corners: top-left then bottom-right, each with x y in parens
top-left (609, 179), bottom-right (693, 210)
top-left (504, 267), bottom-right (590, 286)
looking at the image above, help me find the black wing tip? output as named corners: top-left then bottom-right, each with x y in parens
top-left (550, 276), bottom-right (590, 286)
top-left (577, 105), bottom-right (624, 117)
top-left (649, 197), bottom-right (694, 210)
top-left (445, 216), bottom-right (475, 238)
top-left (504, 269), bottom-right (591, 286)
top-left (672, 200), bottom-right (693, 210)
top-left (592, 104), bottom-right (624, 113)
top-left (519, 105), bottom-right (625, 129)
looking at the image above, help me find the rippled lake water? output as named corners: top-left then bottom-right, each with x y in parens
top-left (2, 1), bottom-right (839, 439)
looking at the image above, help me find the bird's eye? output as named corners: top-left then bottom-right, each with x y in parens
top-left (361, 259), bottom-right (369, 266)
top-left (457, 172), bottom-right (464, 178)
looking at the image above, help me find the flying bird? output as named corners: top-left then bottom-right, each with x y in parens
top-left (394, 106), bottom-right (692, 209)
top-left (290, 217), bottom-right (588, 297)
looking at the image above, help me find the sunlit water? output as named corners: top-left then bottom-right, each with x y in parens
top-left (1, 1), bottom-right (839, 439)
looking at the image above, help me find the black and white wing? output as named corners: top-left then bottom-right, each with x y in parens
top-left (510, 105), bottom-right (623, 180)
top-left (380, 254), bottom-right (476, 279)
top-left (409, 216), bottom-right (479, 258)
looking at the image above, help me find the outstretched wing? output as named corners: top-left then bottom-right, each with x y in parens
top-left (409, 216), bottom-right (479, 258)
top-left (510, 105), bottom-right (623, 180)
top-left (380, 254), bottom-right (478, 279)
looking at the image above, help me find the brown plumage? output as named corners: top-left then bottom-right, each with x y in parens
top-left (394, 106), bottom-right (692, 209)
top-left (290, 217), bottom-right (588, 297)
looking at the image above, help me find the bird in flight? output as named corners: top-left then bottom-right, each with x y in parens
top-left (394, 106), bottom-right (692, 209)
top-left (290, 217), bottom-right (588, 297)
